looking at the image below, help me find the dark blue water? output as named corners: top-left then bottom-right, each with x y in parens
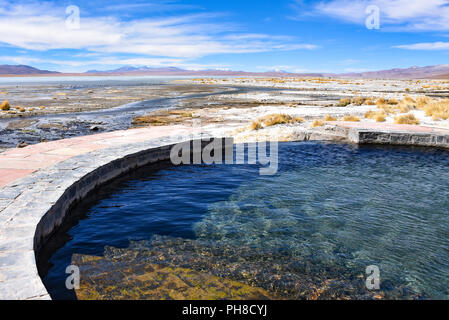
top-left (41, 142), bottom-right (449, 300)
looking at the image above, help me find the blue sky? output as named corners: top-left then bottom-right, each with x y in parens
top-left (1, 0), bottom-right (449, 73)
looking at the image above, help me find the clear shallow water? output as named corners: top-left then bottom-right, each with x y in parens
top-left (41, 142), bottom-right (449, 300)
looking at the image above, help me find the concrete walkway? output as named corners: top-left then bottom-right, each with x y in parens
top-left (0, 125), bottom-right (195, 189)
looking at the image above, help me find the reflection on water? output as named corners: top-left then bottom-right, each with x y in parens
top-left (42, 142), bottom-right (449, 300)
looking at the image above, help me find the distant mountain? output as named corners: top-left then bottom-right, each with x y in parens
top-left (0, 65), bottom-right (59, 75)
top-left (339, 65), bottom-right (449, 79)
top-left (3, 63), bottom-right (449, 79)
top-left (84, 66), bottom-right (324, 77)
top-left (85, 64), bottom-right (449, 79)
top-left (86, 66), bottom-right (187, 74)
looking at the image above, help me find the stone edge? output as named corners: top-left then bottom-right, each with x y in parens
top-left (0, 134), bottom-right (231, 300)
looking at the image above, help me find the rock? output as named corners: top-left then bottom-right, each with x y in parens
top-left (17, 141), bottom-right (28, 148)
top-left (89, 126), bottom-right (100, 132)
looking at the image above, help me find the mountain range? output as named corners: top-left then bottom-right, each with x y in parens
top-left (2, 64), bottom-right (449, 79)
top-left (0, 65), bottom-right (59, 75)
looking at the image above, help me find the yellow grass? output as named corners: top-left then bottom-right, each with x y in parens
top-left (337, 98), bottom-right (351, 107)
top-left (342, 115), bottom-right (360, 122)
top-left (311, 119), bottom-right (324, 128)
top-left (416, 96), bottom-right (430, 109)
top-left (423, 100), bottom-right (449, 120)
top-left (324, 115), bottom-right (337, 121)
top-left (376, 98), bottom-right (387, 106)
top-left (0, 100), bottom-right (10, 111)
top-left (387, 98), bottom-right (399, 105)
top-left (17, 106), bottom-right (25, 112)
top-left (365, 98), bottom-right (376, 105)
top-left (351, 96), bottom-right (366, 106)
top-left (397, 104), bottom-right (411, 113)
top-left (375, 114), bottom-right (387, 122)
top-left (364, 110), bottom-right (387, 122)
top-left (250, 120), bottom-right (263, 131)
top-left (257, 114), bottom-right (304, 127)
top-left (394, 113), bottom-right (420, 125)
top-left (378, 104), bottom-right (397, 115)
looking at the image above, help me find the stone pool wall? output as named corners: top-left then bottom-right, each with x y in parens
top-left (2, 122), bottom-right (449, 300)
top-left (0, 125), bottom-right (231, 300)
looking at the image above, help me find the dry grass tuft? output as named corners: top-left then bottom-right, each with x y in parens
top-left (375, 114), bottom-right (387, 122)
top-left (250, 120), bottom-right (263, 131)
top-left (423, 100), bottom-right (449, 120)
top-left (249, 114), bottom-right (305, 130)
top-left (342, 115), bottom-right (360, 122)
top-left (365, 98), bottom-right (376, 105)
top-left (378, 104), bottom-right (397, 115)
top-left (311, 119), bottom-right (324, 128)
top-left (387, 98), bottom-right (399, 105)
top-left (0, 100), bottom-right (10, 111)
top-left (17, 106), bottom-right (26, 112)
top-left (364, 110), bottom-right (387, 122)
top-left (324, 115), bottom-right (337, 121)
top-left (394, 113), bottom-right (420, 125)
top-left (376, 98), bottom-right (387, 106)
top-left (132, 110), bottom-right (195, 126)
top-left (337, 98), bottom-right (351, 107)
top-left (257, 113), bottom-right (305, 127)
top-left (262, 114), bottom-right (293, 126)
top-left (416, 96), bottom-right (430, 109)
top-left (351, 96), bottom-right (366, 106)
top-left (397, 104), bottom-right (411, 113)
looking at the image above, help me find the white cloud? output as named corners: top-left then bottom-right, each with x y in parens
top-left (394, 42), bottom-right (449, 50)
top-left (301, 0), bottom-right (449, 31)
top-left (0, 1), bottom-right (317, 60)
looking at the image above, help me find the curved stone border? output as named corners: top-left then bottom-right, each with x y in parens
top-left (2, 121), bottom-right (449, 300)
top-left (0, 133), bottom-right (221, 300)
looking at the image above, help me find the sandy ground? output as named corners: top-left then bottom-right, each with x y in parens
top-left (3, 76), bottom-right (449, 147)
top-left (166, 77), bottom-right (449, 142)
top-left (0, 83), bottom-right (220, 118)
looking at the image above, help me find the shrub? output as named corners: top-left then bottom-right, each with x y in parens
top-left (17, 106), bottom-right (25, 112)
top-left (324, 115), bottom-right (337, 121)
top-left (394, 113), bottom-right (420, 125)
top-left (0, 100), bottom-right (10, 111)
